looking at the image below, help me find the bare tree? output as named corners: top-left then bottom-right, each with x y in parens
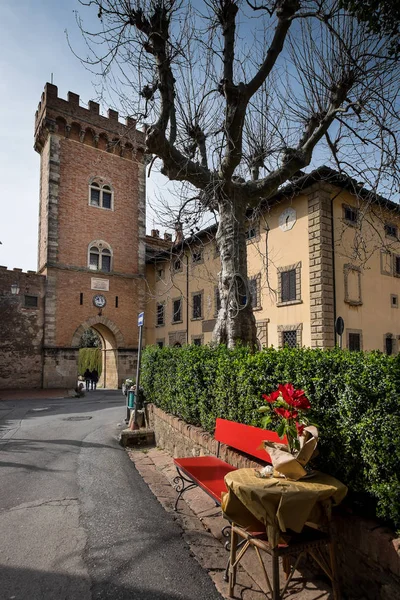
top-left (75, 0), bottom-right (399, 348)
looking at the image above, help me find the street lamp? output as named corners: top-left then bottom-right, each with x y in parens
top-left (10, 283), bottom-right (20, 295)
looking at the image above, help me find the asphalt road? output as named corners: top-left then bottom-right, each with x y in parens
top-left (0, 390), bottom-right (222, 600)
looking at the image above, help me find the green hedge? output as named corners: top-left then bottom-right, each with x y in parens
top-left (141, 344), bottom-right (400, 528)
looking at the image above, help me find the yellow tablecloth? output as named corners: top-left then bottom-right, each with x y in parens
top-left (221, 469), bottom-right (347, 547)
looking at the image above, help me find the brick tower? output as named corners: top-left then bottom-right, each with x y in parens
top-left (34, 83), bottom-right (146, 388)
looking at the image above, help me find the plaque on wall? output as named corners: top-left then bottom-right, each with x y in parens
top-left (91, 278), bottom-right (110, 291)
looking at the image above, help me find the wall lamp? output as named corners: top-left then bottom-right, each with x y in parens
top-left (10, 283), bottom-right (20, 295)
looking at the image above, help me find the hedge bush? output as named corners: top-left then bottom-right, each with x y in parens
top-left (141, 344), bottom-right (400, 529)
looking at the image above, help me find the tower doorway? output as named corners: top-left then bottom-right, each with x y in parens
top-left (72, 318), bottom-right (123, 390)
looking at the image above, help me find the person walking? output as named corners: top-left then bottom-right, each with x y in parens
top-left (84, 369), bottom-right (91, 391)
top-left (90, 369), bottom-right (99, 391)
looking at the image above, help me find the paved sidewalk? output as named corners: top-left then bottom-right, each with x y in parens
top-left (127, 446), bottom-right (335, 600)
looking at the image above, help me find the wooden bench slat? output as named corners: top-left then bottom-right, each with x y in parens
top-left (215, 418), bottom-right (286, 463)
top-left (174, 456), bottom-right (237, 504)
top-left (173, 419), bottom-right (286, 510)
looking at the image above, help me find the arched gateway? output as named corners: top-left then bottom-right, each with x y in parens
top-left (72, 318), bottom-right (125, 389)
top-left (35, 83), bottom-right (147, 389)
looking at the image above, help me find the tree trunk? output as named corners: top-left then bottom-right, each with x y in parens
top-left (213, 191), bottom-right (257, 349)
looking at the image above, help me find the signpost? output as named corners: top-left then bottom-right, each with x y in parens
top-left (132, 312), bottom-right (144, 429)
top-left (335, 316), bottom-right (344, 349)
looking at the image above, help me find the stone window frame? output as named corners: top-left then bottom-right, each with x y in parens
top-left (342, 203), bottom-right (359, 227)
top-left (171, 296), bottom-right (183, 324)
top-left (391, 294), bottom-right (398, 308)
top-left (380, 250), bottom-right (393, 276)
top-left (88, 240), bottom-right (113, 273)
top-left (24, 294), bottom-right (39, 309)
top-left (384, 222), bottom-right (398, 240)
top-left (346, 328), bottom-right (363, 351)
top-left (191, 290), bottom-right (204, 321)
top-left (156, 302), bottom-right (165, 327)
top-left (168, 331), bottom-right (187, 347)
top-left (276, 262), bottom-right (302, 306)
top-left (249, 273), bottom-right (262, 311)
top-left (191, 334), bottom-right (204, 346)
top-left (156, 338), bottom-right (165, 348)
top-left (277, 323), bottom-right (303, 348)
top-left (383, 332), bottom-right (397, 356)
top-left (344, 263), bottom-right (362, 306)
top-left (88, 177), bottom-right (114, 211)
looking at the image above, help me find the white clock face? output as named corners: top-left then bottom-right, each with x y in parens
top-left (279, 207), bottom-right (297, 232)
top-left (93, 294), bottom-right (106, 308)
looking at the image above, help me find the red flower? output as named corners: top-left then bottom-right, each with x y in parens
top-left (295, 422), bottom-right (305, 436)
top-left (274, 407), bottom-right (298, 420)
top-left (278, 383), bottom-right (311, 410)
top-left (262, 390), bottom-right (281, 403)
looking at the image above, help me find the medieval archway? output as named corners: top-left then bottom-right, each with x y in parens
top-left (72, 317), bottom-right (125, 389)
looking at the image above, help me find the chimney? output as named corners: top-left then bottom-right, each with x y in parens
top-left (164, 233), bottom-right (173, 242)
top-left (174, 222), bottom-right (183, 244)
top-left (151, 229), bottom-right (160, 238)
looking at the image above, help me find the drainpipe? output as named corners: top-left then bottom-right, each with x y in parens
top-left (186, 253), bottom-right (189, 344)
top-left (331, 197), bottom-right (337, 345)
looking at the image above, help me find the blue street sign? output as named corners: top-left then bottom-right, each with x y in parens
top-left (138, 312), bottom-right (144, 327)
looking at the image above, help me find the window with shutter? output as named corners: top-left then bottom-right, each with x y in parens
top-left (395, 256), bottom-right (400, 276)
top-left (192, 293), bottom-right (202, 318)
top-left (385, 335), bottom-right (394, 355)
top-left (281, 269), bottom-right (296, 302)
top-left (348, 333), bottom-right (361, 351)
top-left (156, 303), bottom-right (165, 326)
top-left (249, 278), bottom-right (258, 307)
top-left (89, 180), bottom-right (113, 209)
top-left (172, 299), bottom-right (182, 322)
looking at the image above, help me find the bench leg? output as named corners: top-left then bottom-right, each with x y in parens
top-left (173, 467), bottom-right (198, 511)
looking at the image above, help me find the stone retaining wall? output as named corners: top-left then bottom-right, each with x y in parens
top-left (148, 404), bottom-right (400, 600)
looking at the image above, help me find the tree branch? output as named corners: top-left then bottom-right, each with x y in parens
top-left (245, 0), bottom-right (299, 99)
top-left (145, 126), bottom-right (212, 189)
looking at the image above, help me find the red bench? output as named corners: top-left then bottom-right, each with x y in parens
top-left (173, 418), bottom-right (285, 510)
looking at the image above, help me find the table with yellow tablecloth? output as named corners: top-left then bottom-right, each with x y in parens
top-left (221, 469), bottom-right (347, 548)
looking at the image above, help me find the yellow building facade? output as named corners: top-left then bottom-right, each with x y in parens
top-left (145, 168), bottom-right (400, 354)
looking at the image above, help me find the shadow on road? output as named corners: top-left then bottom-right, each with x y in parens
top-left (0, 563), bottom-right (208, 600)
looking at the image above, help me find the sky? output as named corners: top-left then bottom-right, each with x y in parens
top-left (0, 0), bottom-right (167, 272)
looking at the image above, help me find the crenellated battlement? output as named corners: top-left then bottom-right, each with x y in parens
top-left (0, 265), bottom-right (45, 296)
top-left (34, 83), bottom-right (145, 158)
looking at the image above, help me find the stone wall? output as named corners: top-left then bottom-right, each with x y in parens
top-left (0, 267), bottom-right (46, 389)
top-left (307, 184), bottom-right (335, 348)
top-left (42, 348), bottom-right (79, 389)
top-left (148, 404), bottom-right (400, 600)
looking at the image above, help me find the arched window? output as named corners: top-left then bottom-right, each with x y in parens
top-left (89, 179), bottom-right (113, 210)
top-left (88, 241), bottom-right (112, 272)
